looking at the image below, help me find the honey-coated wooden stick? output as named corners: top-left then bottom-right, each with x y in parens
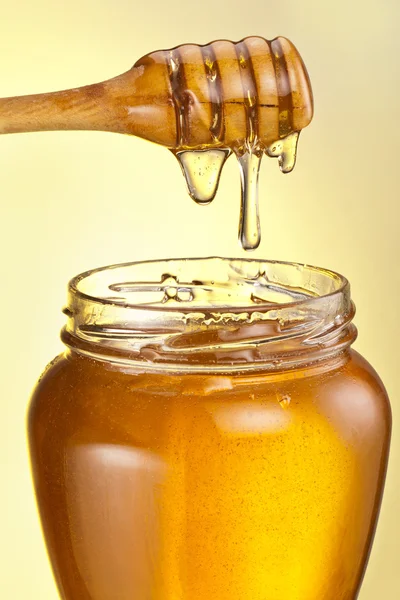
top-left (0, 36), bottom-right (313, 152)
top-left (0, 35), bottom-right (314, 250)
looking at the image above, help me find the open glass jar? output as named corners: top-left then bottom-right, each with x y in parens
top-left (28, 258), bottom-right (391, 600)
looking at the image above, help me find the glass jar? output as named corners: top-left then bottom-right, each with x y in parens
top-left (28, 258), bottom-right (391, 600)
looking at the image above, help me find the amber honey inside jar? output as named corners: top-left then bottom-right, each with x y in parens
top-left (28, 258), bottom-right (391, 600)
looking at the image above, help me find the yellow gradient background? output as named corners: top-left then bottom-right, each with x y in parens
top-left (0, 0), bottom-right (399, 597)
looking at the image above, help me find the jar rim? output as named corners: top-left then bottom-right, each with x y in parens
top-left (70, 256), bottom-right (349, 311)
top-left (63, 257), bottom-right (356, 372)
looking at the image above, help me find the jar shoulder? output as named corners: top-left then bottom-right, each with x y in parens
top-left (28, 349), bottom-right (391, 414)
top-left (28, 349), bottom-right (388, 403)
top-left (27, 349), bottom-right (391, 456)
top-left (312, 349), bottom-right (392, 443)
top-left (345, 349), bottom-right (391, 413)
top-left (28, 353), bottom-right (71, 431)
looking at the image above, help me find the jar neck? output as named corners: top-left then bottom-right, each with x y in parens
top-left (61, 258), bottom-right (357, 373)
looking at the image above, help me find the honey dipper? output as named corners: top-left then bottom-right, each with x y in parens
top-left (0, 36), bottom-right (313, 249)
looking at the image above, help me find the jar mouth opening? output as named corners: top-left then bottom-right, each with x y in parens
top-left (64, 257), bottom-right (356, 371)
top-left (70, 256), bottom-right (349, 313)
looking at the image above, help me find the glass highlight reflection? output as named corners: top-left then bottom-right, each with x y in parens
top-left (65, 444), bottom-right (165, 600)
top-left (209, 401), bottom-right (292, 435)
